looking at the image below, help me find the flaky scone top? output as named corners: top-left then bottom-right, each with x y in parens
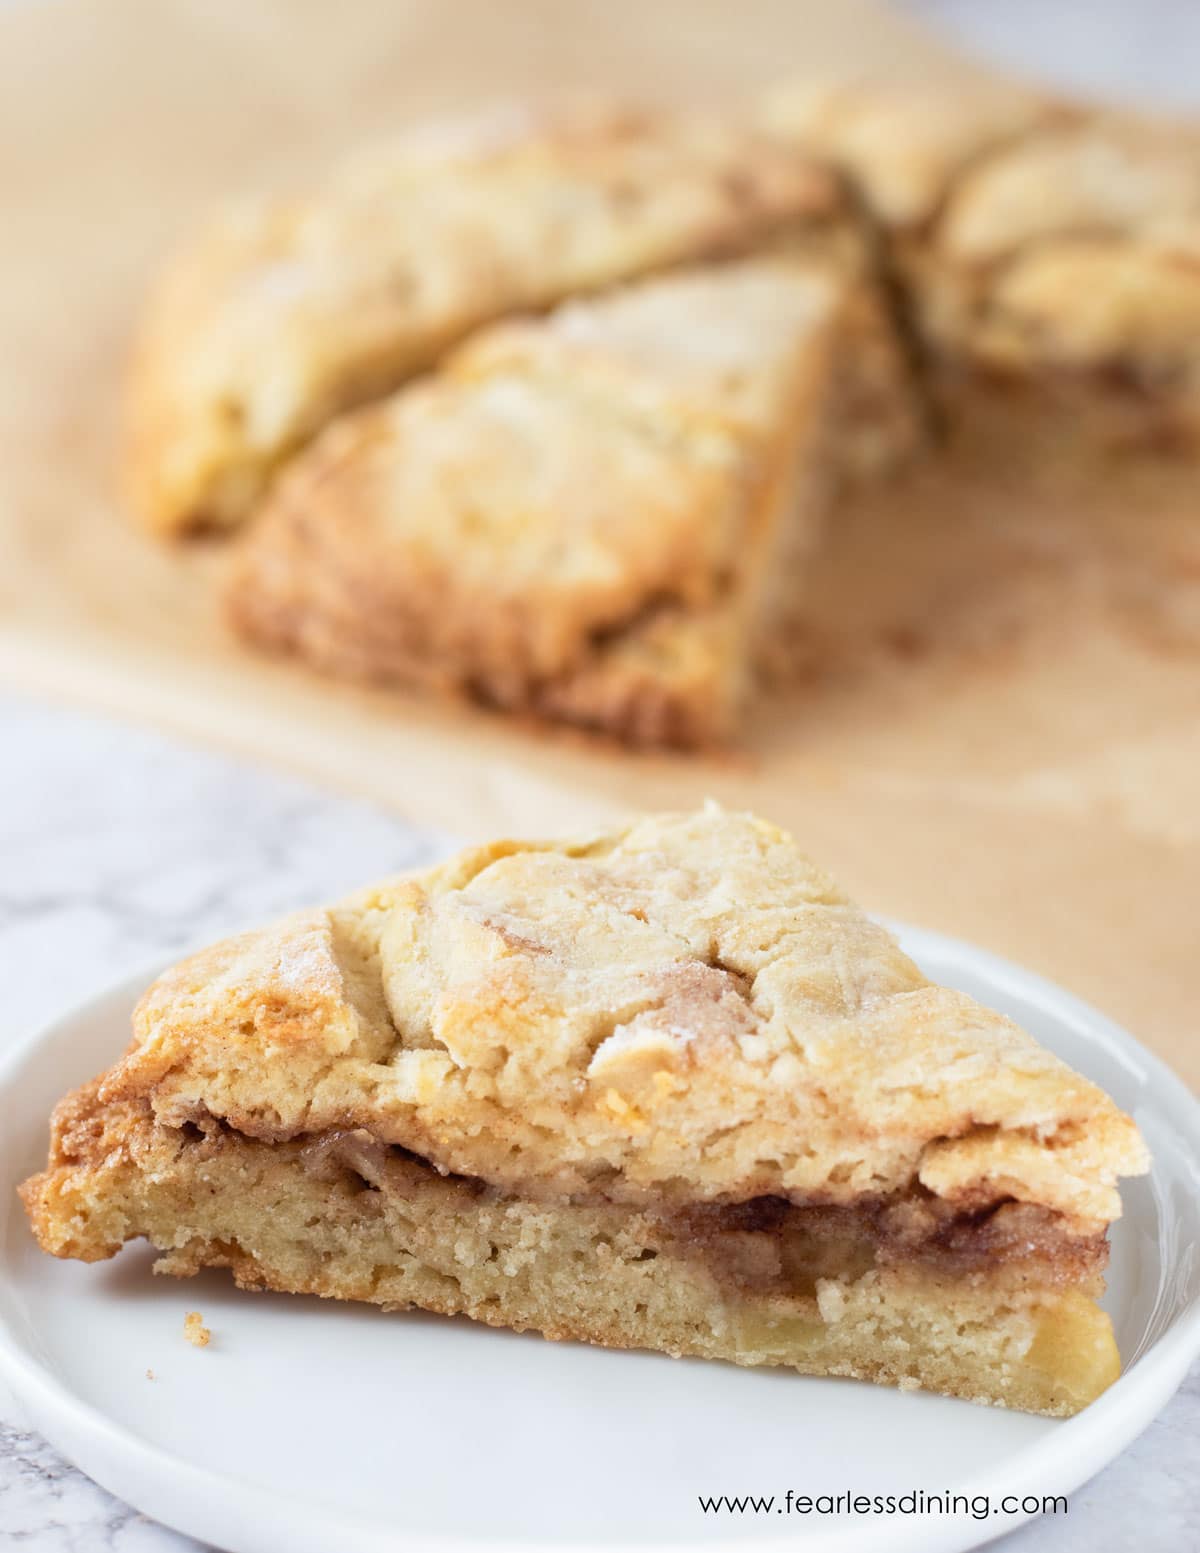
top-left (88, 807), bottom-right (1146, 1226)
top-left (125, 99), bottom-right (846, 535)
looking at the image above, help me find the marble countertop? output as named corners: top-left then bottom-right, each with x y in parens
top-left (0, 693), bottom-right (1196, 1551)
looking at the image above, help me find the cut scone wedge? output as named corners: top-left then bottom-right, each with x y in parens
top-left (22, 806), bottom-right (1148, 1417)
top-left (921, 116), bottom-right (1200, 452)
top-left (225, 256), bottom-right (851, 748)
top-left (126, 99), bottom-right (916, 536)
top-left (763, 78), bottom-right (1200, 452)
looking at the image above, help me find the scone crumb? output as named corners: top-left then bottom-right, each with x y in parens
top-left (183, 1311), bottom-right (211, 1348)
top-left (145, 1368), bottom-right (155, 1381)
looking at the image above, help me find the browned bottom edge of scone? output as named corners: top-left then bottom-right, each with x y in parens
top-left (21, 1084), bottom-right (1122, 1418)
top-left (226, 564), bottom-right (748, 752)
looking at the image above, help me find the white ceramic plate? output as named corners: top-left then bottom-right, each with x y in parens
top-left (1, 926), bottom-right (1198, 1553)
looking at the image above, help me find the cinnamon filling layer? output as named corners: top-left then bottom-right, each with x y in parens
top-left (291, 1125), bottom-right (1108, 1297)
top-left (678, 1191), bottom-right (1108, 1294)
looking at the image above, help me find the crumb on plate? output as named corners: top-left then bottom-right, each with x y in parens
top-left (183, 1311), bottom-right (211, 1348)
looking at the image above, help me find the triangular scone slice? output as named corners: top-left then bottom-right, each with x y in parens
top-left (763, 80), bottom-right (1200, 448)
top-left (126, 100), bottom-right (914, 536)
top-left (23, 806), bottom-right (1148, 1417)
top-left (225, 256), bottom-right (845, 747)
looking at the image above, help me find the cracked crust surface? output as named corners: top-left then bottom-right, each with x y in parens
top-left (71, 806), bottom-right (1146, 1225)
top-left (225, 257), bottom-right (845, 748)
top-left (124, 99), bottom-right (862, 536)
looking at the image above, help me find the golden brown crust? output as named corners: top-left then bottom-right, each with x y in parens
top-left (124, 99), bottom-right (855, 536)
top-left (224, 257), bottom-right (844, 748)
top-left (55, 806), bottom-right (1146, 1223)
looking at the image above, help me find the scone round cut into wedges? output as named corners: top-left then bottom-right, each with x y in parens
top-left (124, 97), bottom-right (888, 537)
top-left (21, 807), bottom-right (1148, 1416)
top-left (225, 256), bottom-right (849, 749)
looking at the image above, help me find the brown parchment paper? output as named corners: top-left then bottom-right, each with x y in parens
top-left (0, 0), bottom-right (1197, 1085)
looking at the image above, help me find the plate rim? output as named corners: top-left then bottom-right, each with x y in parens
top-left (2, 929), bottom-right (1199, 1553)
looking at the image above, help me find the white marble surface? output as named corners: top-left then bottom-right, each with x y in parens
top-left (0, 693), bottom-right (1197, 1551)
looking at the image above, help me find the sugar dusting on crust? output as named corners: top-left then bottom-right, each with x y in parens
top-left (270, 931), bottom-right (341, 997)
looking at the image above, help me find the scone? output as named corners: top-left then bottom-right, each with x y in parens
top-left (764, 80), bottom-right (1200, 450)
top-left (224, 256), bottom-right (851, 748)
top-left (22, 806), bottom-right (1148, 1416)
top-left (922, 116), bottom-right (1200, 449)
top-left (126, 100), bottom-right (916, 536)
